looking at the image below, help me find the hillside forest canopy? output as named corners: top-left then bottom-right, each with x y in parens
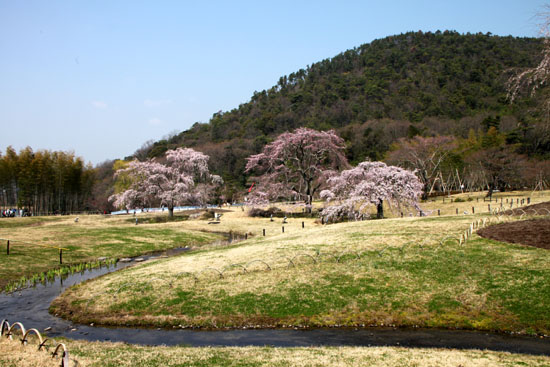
top-left (2, 31), bottom-right (550, 214)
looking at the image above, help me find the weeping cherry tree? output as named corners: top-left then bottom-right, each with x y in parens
top-left (320, 161), bottom-right (423, 222)
top-left (109, 148), bottom-right (222, 217)
top-left (245, 127), bottom-right (348, 210)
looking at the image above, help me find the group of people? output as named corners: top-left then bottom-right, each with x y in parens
top-left (1, 209), bottom-right (17, 217)
top-left (1, 208), bottom-right (31, 217)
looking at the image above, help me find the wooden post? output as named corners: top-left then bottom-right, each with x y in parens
top-left (263, 229), bottom-right (265, 236)
top-left (528, 197), bottom-right (531, 204)
top-left (472, 207), bottom-right (475, 214)
top-left (59, 249), bottom-right (63, 264)
top-left (282, 226), bottom-right (284, 233)
top-left (6, 240), bottom-right (9, 255)
top-left (438, 209), bottom-right (440, 216)
top-left (245, 233), bottom-right (248, 240)
top-left (456, 208), bottom-right (458, 215)
top-left (302, 221), bottom-right (304, 228)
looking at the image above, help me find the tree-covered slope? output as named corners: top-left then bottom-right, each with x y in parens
top-left (139, 31), bottom-right (546, 192)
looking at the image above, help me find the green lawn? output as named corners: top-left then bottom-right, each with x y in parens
top-left (0, 213), bottom-right (221, 290)
top-left (51, 209), bottom-right (550, 335)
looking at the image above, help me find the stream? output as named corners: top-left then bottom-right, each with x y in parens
top-left (0, 248), bottom-right (549, 355)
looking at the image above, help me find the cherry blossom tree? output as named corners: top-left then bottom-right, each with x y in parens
top-left (245, 128), bottom-right (348, 210)
top-left (109, 148), bottom-right (222, 217)
top-left (507, 4), bottom-right (550, 103)
top-left (320, 161), bottom-right (423, 222)
top-left (507, 5), bottom-right (550, 159)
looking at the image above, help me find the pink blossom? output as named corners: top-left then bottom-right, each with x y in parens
top-left (245, 128), bottom-right (348, 207)
top-left (109, 148), bottom-right (222, 216)
top-left (321, 161), bottom-right (423, 222)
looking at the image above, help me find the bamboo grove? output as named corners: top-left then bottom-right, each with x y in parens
top-left (0, 146), bottom-right (94, 215)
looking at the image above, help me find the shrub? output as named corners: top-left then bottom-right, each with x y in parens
top-left (247, 207), bottom-right (282, 218)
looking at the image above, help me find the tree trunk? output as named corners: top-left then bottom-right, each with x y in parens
top-left (421, 181), bottom-right (429, 201)
top-left (304, 179), bottom-right (312, 213)
top-left (376, 200), bottom-right (384, 219)
top-left (486, 179), bottom-right (495, 198)
top-left (168, 207), bottom-right (174, 218)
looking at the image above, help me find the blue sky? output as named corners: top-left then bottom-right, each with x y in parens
top-left (0, 0), bottom-right (546, 165)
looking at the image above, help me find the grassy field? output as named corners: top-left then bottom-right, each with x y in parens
top-left (2, 337), bottom-right (550, 367)
top-left (0, 213), bottom-right (222, 290)
top-left (50, 191), bottom-right (550, 335)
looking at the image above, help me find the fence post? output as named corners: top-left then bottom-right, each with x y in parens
top-left (472, 207), bottom-right (475, 214)
top-left (456, 208), bottom-right (458, 215)
top-left (302, 221), bottom-right (304, 228)
top-left (59, 249), bottom-right (62, 264)
top-left (282, 226), bottom-right (285, 233)
top-left (528, 197), bottom-right (531, 204)
top-left (263, 229), bottom-right (265, 236)
top-left (245, 233), bottom-right (248, 240)
top-left (438, 209), bottom-right (440, 216)
top-left (6, 240), bottom-right (9, 255)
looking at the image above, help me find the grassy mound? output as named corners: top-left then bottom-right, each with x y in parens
top-left (51, 196), bottom-right (550, 335)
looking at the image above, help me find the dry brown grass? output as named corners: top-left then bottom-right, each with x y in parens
top-left (3, 336), bottom-right (550, 367)
top-left (419, 190), bottom-right (550, 216)
top-left (0, 335), bottom-right (91, 367)
top-left (58, 213), bottom-right (480, 315)
top-left (28, 338), bottom-right (550, 367)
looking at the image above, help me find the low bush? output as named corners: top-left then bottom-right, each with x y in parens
top-left (248, 207), bottom-right (282, 218)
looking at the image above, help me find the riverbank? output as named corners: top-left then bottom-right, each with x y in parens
top-left (0, 212), bottom-right (222, 290)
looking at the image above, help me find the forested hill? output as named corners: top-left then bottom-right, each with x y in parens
top-left (139, 31), bottom-right (546, 191)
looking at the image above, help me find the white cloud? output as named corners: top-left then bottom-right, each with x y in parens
top-left (144, 99), bottom-right (173, 108)
top-left (91, 100), bottom-right (108, 109)
top-left (148, 117), bottom-right (162, 126)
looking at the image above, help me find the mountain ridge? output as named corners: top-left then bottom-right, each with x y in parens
top-left (132, 31), bottom-right (547, 191)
